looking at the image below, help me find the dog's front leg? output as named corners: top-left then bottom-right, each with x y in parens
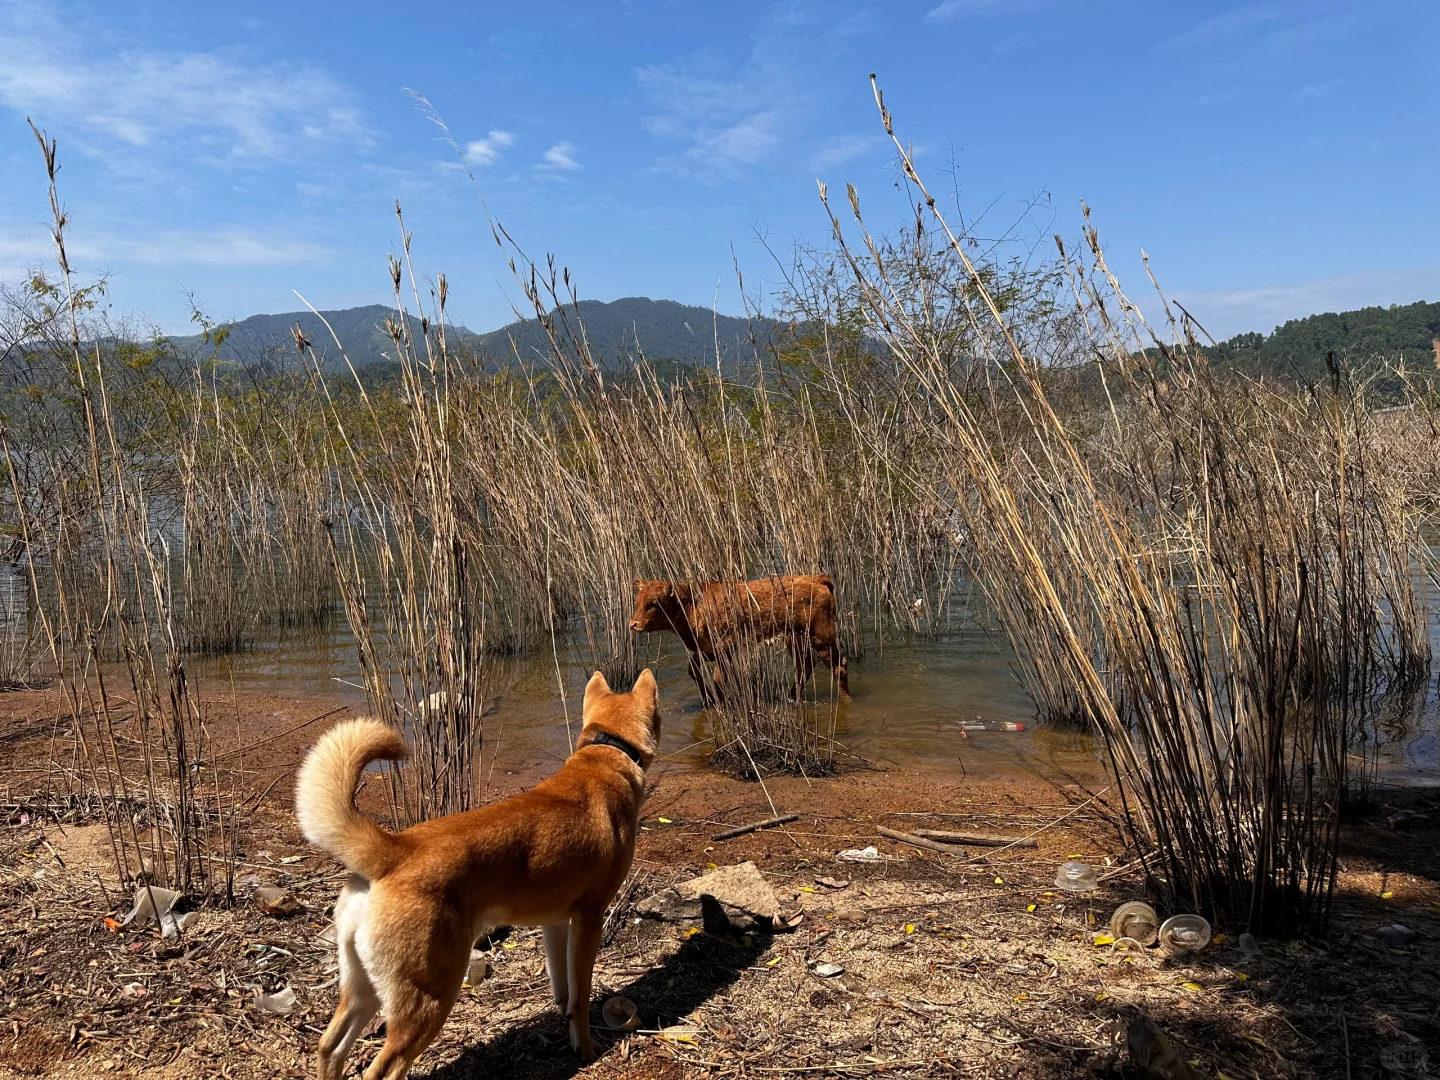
top-left (565, 912), bottom-right (604, 1061)
top-left (542, 922), bottom-right (570, 1009)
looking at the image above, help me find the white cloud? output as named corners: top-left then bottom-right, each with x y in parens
top-left (539, 142), bottom-right (580, 171)
top-left (810, 133), bottom-right (884, 172)
top-left (925, 0), bottom-right (1049, 22)
top-left (0, 2), bottom-right (368, 166)
top-left (0, 223), bottom-right (328, 273)
top-left (465, 129), bottom-right (516, 166)
top-left (636, 4), bottom-right (878, 179)
top-left (636, 38), bottom-right (800, 176)
top-left (1171, 266), bottom-right (1440, 340)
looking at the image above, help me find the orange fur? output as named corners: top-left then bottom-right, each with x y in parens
top-left (297, 670), bottom-right (662, 1080)
top-left (629, 574), bottom-right (849, 700)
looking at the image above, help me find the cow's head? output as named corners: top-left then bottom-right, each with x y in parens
top-left (629, 579), bottom-right (690, 632)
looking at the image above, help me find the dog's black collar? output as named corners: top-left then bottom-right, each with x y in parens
top-left (588, 730), bottom-right (645, 768)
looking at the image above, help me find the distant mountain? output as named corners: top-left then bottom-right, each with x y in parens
top-left (1207, 299), bottom-right (1440, 381)
top-left (475, 297), bottom-right (775, 370)
top-left (171, 304), bottom-right (455, 373)
top-left (173, 297), bottom-right (779, 378)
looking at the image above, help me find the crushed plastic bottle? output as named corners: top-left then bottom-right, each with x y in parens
top-left (1054, 860), bottom-right (1098, 892)
top-left (1158, 914), bottom-right (1212, 955)
top-left (1109, 900), bottom-right (1159, 946)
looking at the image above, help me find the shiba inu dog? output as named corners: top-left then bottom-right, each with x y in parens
top-left (296, 669), bottom-right (661, 1079)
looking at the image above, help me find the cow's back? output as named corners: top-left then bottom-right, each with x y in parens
top-left (688, 575), bottom-right (834, 645)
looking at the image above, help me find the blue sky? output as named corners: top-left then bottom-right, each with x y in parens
top-left (1, 0), bottom-right (1437, 340)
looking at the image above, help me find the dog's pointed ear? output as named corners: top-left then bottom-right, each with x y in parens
top-left (632, 668), bottom-right (658, 705)
top-left (584, 670), bottom-right (612, 711)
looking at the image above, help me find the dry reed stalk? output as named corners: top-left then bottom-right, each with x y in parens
top-left (792, 79), bottom-right (1434, 933)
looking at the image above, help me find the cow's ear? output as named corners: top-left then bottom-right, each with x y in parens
top-left (670, 582), bottom-right (691, 603)
top-left (634, 578), bottom-right (644, 591)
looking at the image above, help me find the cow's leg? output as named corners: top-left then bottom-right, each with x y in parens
top-left (688, 652), bottom-right (718, 706)
top-left (789, 637), bottom-right (815, 701)
top-left (813, 632), bottom-right (850, 700)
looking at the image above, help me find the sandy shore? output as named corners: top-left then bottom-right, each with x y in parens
top-left (1, 686), bottom-right (1438, 1079)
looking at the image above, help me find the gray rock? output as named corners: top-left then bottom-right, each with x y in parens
top-left (637, 861), bottom-right (780, 923)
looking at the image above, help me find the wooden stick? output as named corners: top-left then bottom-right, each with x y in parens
top-left (712, 814), bottom-right (799, 840)
top-left (911, 829), bottom-right (1037, 848)
top-left (877, 826), bottom-right (959, 855)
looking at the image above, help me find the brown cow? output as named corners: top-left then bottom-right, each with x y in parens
top-left (628, 574), bottom-right (849, 701)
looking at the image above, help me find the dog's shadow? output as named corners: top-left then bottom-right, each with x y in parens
top-left (426, 924), bottom-right (772, 1078)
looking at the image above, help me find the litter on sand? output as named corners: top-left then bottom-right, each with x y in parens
top-left (255, 986), bottom-right (297, 1015)
top-left (837, 846), bottom-right (883, 863)
top-left (602, 996), bottom-right (642, 1032)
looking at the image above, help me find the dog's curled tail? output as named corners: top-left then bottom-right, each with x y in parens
top-left (295, 719), bottom-right (409, 880)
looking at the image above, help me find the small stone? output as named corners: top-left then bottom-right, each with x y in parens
top-left (637, 862), bottom-right (779, 923)
top-left (1377, 924), bottom-right (1417, 948)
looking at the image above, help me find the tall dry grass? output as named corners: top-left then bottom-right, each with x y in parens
top-left (785, 79), bottom-right (1435, 932)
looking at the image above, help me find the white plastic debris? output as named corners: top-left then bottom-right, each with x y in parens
top-left (1054, 861), bottom-right (1098, 892)
top-left (812, 962), bottom-right (845, 977)
top-left (465, 950), bottom-right (491, 986)
top-left (122, 885), bottom-right (186, 938)
top-left (255, 986), bottom-right (297, 1015)
top-left (837, 846), bottom-right (883, 863)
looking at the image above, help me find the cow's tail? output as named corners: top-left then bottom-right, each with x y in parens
top-left (295, 719), bottom-right (409, 880)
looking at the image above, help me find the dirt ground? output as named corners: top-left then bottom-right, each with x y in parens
top-left (1, 687), bottom-right (1438, 1080)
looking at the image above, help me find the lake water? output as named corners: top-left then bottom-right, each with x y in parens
top-left (4, 564), bottom-right (1437, 786)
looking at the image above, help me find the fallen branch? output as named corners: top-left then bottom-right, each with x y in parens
top-left (877, 826), bottom-right (959, 855)
top-left (712, 814), bottom-right (799, 841)
top-left (911, 829), bottom-right (1036, 848)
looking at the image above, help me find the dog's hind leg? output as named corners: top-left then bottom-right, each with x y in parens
top-left (565, 911), bottom-right (605, 1061)
top-left (359, 963), bottom-right (464, 1080)
top-left (317, 944), bottom-right (378, 1076)
top-left (543, 921), bottom-right (571, 1008)
top-left (317, 974), bottom-right (379, 1080)
top-left (317, 880), bottom-right (380, 1080)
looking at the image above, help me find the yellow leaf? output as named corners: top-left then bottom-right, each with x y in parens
top-left (640, 826), bottom-right (651, 831)
top-left (1094, 992), bottom-right (1110, 1001)
top-left (1212, 933), bottom-right (1227, 945)
top-left (1067, 853), bottom-right (1081, 859)
top-left (706, 862), bottom-right (718, 870)
top-left (1014, 993), bottom-right (1028, 1001)
top-left (658, 817), bottom-right (672, 824)
top-left (766, 956), bottom-right (781, 966)
top-left (168, 997), bottom-right (183, 1005)
top-left (1093, 934), bottom-right (1115, 946)
top-left (1381, 890), bottom-right (1394, 899)
top-left (502, 942), bottom-right (519, 950)
top-left (684, 927), bottom-right (702, 938)
top-left (1026, 904), bottom-right (1037, 913)
top-left (905, 924), bottom-right (916, 934)
top-left (1180, 981), bottom-right (1204, 992)
top-left (798, 886), bottom-right (816, 893)
top-left (995, 877), bottom-right (1004, 885)
top-left (1236, 972), bottom-right (1248, 982)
